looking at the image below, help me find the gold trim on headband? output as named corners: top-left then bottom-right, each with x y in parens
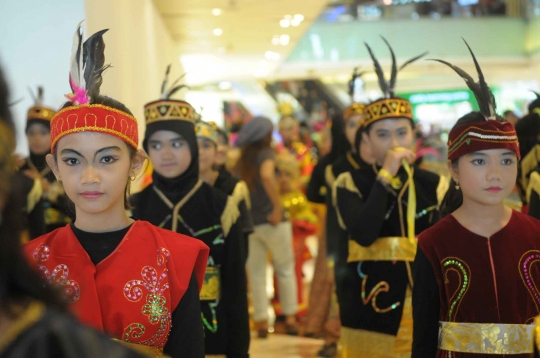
top-left (27, 105), bottom-right (56, 122)
top-left (144, 100), bottom-right (196, 124)
top-left (52, 104), bottom-right (137, 123)
top-left (363, 98), bottom-right (413, 127)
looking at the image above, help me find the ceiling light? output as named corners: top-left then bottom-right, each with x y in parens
top-left (291, 18), bottom-right (301, 27)
top-left (218, 81), bottom-right (232, 90)
top-left (293, 14), bottom-right (304, 21)
top-left (279, 34), bottom-right (290, 46)
top-left (285, 14), bottom-right (292, 20)
top-left (280, 19), bottom-right (290, 28)
top-left (271, 36), bottom-right (280, 45)
top-left (212, 8), bottom-right (222, 16)
top-left (265, 51), bottom-right (281, 61)
top-left (213, 28), bottom-right (223, 36)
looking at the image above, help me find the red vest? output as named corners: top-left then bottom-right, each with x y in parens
top-left (24, 221), bottom-right (209, 348)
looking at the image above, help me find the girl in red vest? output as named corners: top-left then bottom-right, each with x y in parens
top-left (412, 41), bottom-right (540, 357)
top-left (23, 23), bottom-right (209, 358)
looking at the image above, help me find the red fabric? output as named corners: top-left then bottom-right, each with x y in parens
top-left (447, 121), bottom-right (519, 161)
top-left (24, 221), bottom-right (209, 348)
top-left (50, 104), bottom-right (139, 153)
top-left (418, 211), bottom-right (540, 357)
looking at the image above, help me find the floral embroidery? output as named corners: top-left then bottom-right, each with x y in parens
top-left (33, 244), bottom-right (80, 303)
top-left (123, 247), bottom-right (172, 348)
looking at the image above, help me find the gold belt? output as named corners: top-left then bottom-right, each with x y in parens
top-left (438, 321), bottom-right (534, 354)
top-left (347, 237), bottom-right (417, 263)
top-left (200, 266), bottom-right (221, 301)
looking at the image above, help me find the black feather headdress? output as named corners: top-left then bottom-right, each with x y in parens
top-left (26, 86), bottom-right (56, 123)
top-left (160, 64), bottom-right (188, 100)
top-left (28, 86), bottom-right (44, 106)
top-left (67, 21), bottom-right (110, 105)
top-left (365, 36), bottom-right (427, 98)
top-left (430, 39), bottom-right (496, 120)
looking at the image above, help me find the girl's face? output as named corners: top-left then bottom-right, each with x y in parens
top-left (148, 130), bottom-right (191, 179)
top-left (197, 138), bottom-right (216, 173)
top-left (362, 118), bottom-right (414, 165)
top-left (215, 134), bottom-right (228, 167)
top-left (345, 115), bottom-right (362, 149)
top-left (27, 123), bottom-right (51, 155)
top-left (46, 132), bottom-right (143, 215)
top-left (277, 169), bottom-right (294, 193)
top-left (450, 149), bottom-right (518, 207)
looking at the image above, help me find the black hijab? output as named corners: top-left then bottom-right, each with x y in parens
top-left (144, 120), bottom-right (199, 203)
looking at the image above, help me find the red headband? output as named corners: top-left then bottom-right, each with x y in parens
top-left (447, 120), bottom-right (519, 161)
top-left (50, 104), bottom-right (139, 153)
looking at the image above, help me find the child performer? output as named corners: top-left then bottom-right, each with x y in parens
top-left (23, 24), bottom-right (209, 357)
top-left (412, 41), bottom-right (540, 358)
top-left (131, 67), bottom-right (250, 357)
top-left (273, 153), bottom-right (317, 318)
top-left (196, 120), bottom-right (254, 262)
top-left (21, 87), bottom-right (72, 237)
top-left (333, 38), bottom-right (446, 357)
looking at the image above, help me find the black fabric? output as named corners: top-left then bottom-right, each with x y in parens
top-left (145, 120), bottom-right (199, 203)
top-left (213, 167), bottom-right (253, 263)
top-left (10, 171), bottom-right (45, 239)
top-left (411, 247), bottom-right (440, 358)
top-left (164, 273), bottom-right (206, 358)
top-left (0, 308), bottom-right (146, 358)
top-left (334, 164), bottom-right (440, 336)
top-left (131, 183), bottom-right (250, 357)
top-left (306, 155), bottom-right (332, 204)
top-left (70, 223), bottom-right (132, 265)
top-left (530, 185), bottom-right (540, 220)
top-left (20, 159), bottom-right (72, 235)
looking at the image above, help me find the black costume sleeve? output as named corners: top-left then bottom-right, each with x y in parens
top-left (336, 179), bottom-right (389, 246)
top-left (221, 223), bottom-right (250, 357)
top-left (164, 273), bottom-right (205, 358)
top-left (306, 160), bottom-right (327, 204)
top-left (411, 247), bottom-right (440, 358)
top-left (238, 200), bottom-right (254, 236)
top-left (529, 190), bottom-right (540, 220)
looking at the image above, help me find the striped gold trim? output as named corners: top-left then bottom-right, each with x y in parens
top-left (347, 237), bottom-right (416, 263)
top-left (438, 321), bottom-right (534, 354)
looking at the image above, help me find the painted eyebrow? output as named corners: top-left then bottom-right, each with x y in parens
top-left (60, 146), bottom-right (121, 160)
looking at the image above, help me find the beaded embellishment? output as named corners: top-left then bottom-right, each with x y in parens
top-left (122, 247), bottom-right (172, 347)
top-left (33, 244), bottom-right (80, 302)
top-left (357, 262), bottom-right (401, 313)
top-left (442, 257), bottom-right (471, 321)
top-left (519, 250), bottom-right (540, 312)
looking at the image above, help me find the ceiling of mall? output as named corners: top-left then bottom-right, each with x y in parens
top-left (153, 0), bottom-right (329, 84)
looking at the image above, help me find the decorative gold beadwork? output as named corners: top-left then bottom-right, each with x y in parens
top-left (144, 100), bottom-right (196, 124)
top-left (363, 98), bottom-right (413, 128)
top-left (347, 237), bottom-right (416, 263)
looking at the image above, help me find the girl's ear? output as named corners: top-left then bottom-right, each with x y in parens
top-left (131, 149), bottom-right (147, 177)
top-left (46, 154), bottom-right (60, 181)
top-left (448, 159), bottom-right (459, 183)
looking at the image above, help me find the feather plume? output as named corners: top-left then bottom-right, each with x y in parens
top-left (380, 37), bottom-right (397, 97)
top-left (161, 64), bottom-right (171, 98)
top-left (348, 67), bottom-right (366, 99)
top-left (532, 90), bottom-right (540, 100)
top-left (27, 86), bottom-right (44, 106)
top-left (83, 29), bottom-right (110, 101)
top-left (429, 40), bottom-right (496, 120)
top-left (27, 87), bottom-right (36, 105)
top-left (69, 21), bottom-right (85, 93)
top-left (160, 66), bottom-right (188, 99)
top-left (399, 52), bottom-right (428, 71)
top-left (365, 42), bottom-right (388, 97)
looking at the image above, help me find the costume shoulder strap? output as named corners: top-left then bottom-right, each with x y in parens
top-left (332, 171), bottom-right (362, 230)
top-left (436, 175), bottom-right (450, 208)
top-left (527, 171), bottom-right (540, 203)
top-left (221, 195), bottom-right (240, 237)
top-left (231, 180), bottom-right (251, 210)
top-left (325, 164), bottom-right (336, 188)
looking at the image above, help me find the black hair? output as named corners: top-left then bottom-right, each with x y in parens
top-left (440, 112), bottom-right (506, 217)
top-left (515, 112), bottom-right (540, 159)
top-left (326, 112), bottom-right (350, 163)
top-left (0, 65), bottom-right (66, 315)
top-left (56, 95), bottom-right (138, 210)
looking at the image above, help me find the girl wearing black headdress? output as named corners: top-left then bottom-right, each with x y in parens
top-left (131, 66), bottom-right (250, 358)
top-left (19, 87), bottom-right (72, 237)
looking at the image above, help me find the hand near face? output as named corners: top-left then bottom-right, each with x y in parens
top-left (382, 148), bottom-right (416, 177)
